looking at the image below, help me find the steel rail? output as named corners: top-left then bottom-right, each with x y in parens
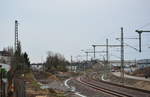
top-left (78, 77), bottom-right (132, 97)
top-left (90, 74), bottom-right (150, 94)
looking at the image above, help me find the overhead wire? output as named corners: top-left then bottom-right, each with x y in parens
top-left (116, 39), bottom-right (139, 51)
top-left (136, 22), bottom-right (150, 30)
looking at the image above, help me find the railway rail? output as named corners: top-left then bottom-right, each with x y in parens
top-left (76, 75), bottom-right (150, 97)
top-left (78, 77), bottom-right (131, 97)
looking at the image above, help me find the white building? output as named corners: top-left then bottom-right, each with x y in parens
top-left (0, 51), bottom-right (11, 64)
top-left (137, 59), bottom-right (150, 69)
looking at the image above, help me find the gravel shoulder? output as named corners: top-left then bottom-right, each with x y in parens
top-left (86, 63), bottom-right (150, 91)
top-left (107, 72), bottom-right (150, 91)
top-left (67, 78), bottom-right (114, 97)
top-left (23, 70), bottom-right (70, 97)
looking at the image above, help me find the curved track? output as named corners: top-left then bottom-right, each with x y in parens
top-left (78, 77), bottom-right (131, 97)
top-left (76, 74), bottom-right (150, 97)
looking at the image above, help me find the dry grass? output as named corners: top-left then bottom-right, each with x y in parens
top-left (132, 67), bottom-right (150, 77)
top-left (25, 71), bottom-right (67, 97)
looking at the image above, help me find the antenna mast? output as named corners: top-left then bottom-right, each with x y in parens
top-left (15, 20), bottom-right (19, 52)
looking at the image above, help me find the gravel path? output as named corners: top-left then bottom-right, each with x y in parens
top-left (112, 72), bottom-right (150, 81)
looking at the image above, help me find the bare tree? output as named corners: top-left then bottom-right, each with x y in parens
top-left (45, 51), bottom-right (69, 72)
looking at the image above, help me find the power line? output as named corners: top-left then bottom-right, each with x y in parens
top-left (137, 22), bottom-right (150, 30)
top-left (116, 38), bottom-right (139, 51)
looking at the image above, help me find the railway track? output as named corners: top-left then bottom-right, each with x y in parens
top-left (78, 77), bottom-right (131, 97)
top-left (76, 75), bottom-right (150, 97)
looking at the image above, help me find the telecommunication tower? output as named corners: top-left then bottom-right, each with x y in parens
top-left (15, 20), bottom-right (19, 51)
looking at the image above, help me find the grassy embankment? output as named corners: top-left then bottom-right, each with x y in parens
top-left (24, 70), bottom-right (66, 97)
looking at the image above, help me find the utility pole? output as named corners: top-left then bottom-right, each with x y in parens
top-left (103, 39), bottom-right (109, 79)
top-left (81, 49), bottom-right (105, 61)
top-left (105, 39), bottom-right (109, 78)
top-left (86, 51), bottom-right (106, 61)
top-left (85, 52), bottom-right (88, 61)
top-left (92, 39), bottom-right (123, 79)
top-left (121, 27), bottom-right (124, 84)
top-left (84, 52), bottom-right (89, 74)
top-left (0, 65), bottom-right (2, 97)
top-left (106, 38), bottom-right (109, 64)
top-left (15, 20), bottom-right (19, 52)
top-left (83, 52), bottom-right (87, 74)
top-left (81, 50), bottom-right (105, 73)
top-left (92, 45), bottom-right (96, 59)
top-left (41, 56), bottom-right (45, 72)
top-left (71, 56), bottom-right (73, 72)
top-left (135, 30), bottom-right (150, 52)
top-left (92, 44), bottom-right (121, 60)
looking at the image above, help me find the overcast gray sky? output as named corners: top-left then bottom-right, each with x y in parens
top-left (0, 0), bottom-right (150, 62)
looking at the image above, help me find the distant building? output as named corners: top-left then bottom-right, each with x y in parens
top-left (0, 51), bottom-right (12, 64)
top-left (31, 63), bottom-right (43, 70)
top-left (66, 65), bottom-right (77, 72)
top-left (137, 59), bottom-right (150, 69)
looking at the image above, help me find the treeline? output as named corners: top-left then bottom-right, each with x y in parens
top-left (3, 42), bottom-right (70, 73)
top-left (2, 41), bottom-right (30, 73)
top-left (12, 41), bottom-right (30, 72)
top-left (45, 51), bottom-right (70, 73)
